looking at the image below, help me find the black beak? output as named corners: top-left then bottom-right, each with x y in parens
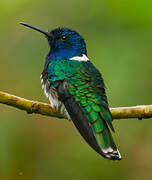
top-left (19, 22), bottom-right (54, 39)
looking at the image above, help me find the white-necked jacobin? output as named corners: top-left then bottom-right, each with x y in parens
top-left (20, 22), bottom-right (121, 160)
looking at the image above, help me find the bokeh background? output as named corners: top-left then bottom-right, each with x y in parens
top-left (0, 0), bottom-right (152, 179)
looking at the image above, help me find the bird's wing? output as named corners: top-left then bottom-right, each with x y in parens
top-left (47, 59), bottom-right (121, 160)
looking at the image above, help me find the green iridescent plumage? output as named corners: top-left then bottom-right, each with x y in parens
top-left (48, 59), bottom-right (117, 152)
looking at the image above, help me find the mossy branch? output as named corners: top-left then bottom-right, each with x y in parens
top-left (0, 90), bottom-right (152, 120)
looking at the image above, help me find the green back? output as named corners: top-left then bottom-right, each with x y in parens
top-left (48, 59), bottom-right (115, 149)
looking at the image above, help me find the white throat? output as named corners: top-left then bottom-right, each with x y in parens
top-left (70, 54), bottom-right (89, 62)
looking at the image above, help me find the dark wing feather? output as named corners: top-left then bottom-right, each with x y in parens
top-left (57, 80), bottom-right (106, 157)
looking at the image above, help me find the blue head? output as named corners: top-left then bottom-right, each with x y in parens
top-left (20, 23), bottom-right (87, 60)
top-left (47, 28), bottom-right (87, 59)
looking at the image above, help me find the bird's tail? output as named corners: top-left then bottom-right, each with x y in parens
top-left (92, 119), bottom-right (121, 160)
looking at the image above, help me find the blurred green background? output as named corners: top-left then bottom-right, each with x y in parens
top-left (0, 0), bottom-right (152, 179)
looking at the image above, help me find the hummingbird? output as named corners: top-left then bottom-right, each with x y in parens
top-left (20, 22), bottom-right (121, 160)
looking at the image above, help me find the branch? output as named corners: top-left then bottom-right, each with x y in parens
top-left (0, 91), bottom-right (64, 119)
top-left (0, 90), bottom-right (152, 120)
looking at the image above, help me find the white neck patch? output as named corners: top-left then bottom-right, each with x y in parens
top-left (70, 54), bottom-right (89, 62)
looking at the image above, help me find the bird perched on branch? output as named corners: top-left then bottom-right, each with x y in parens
top-left (20, 22), bottom-right (121, 160)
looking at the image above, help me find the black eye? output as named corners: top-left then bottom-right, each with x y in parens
top-left (61, 36), bottom-right (67, 41)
